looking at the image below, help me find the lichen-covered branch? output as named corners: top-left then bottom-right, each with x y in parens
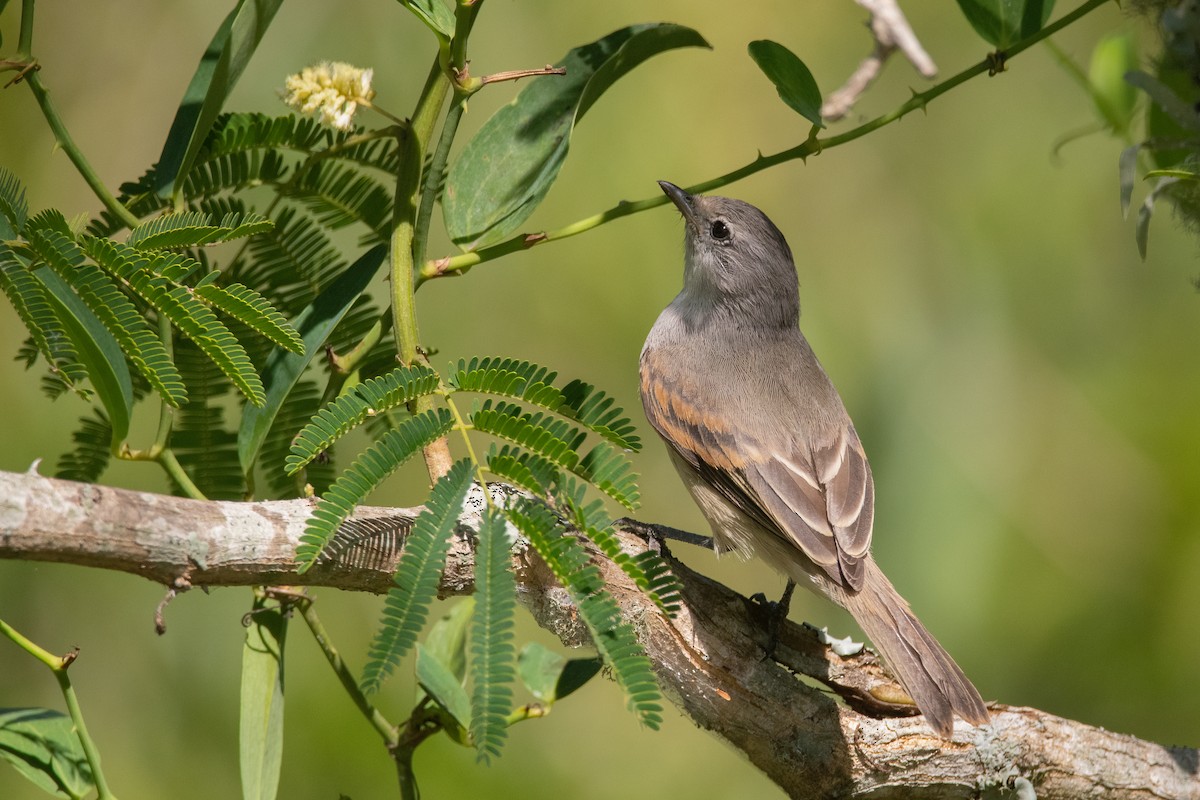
top-left (1, 469), bottom-right (1196, 799)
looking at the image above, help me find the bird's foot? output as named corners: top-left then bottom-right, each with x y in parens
top-left (751, 580), bottom-right (796, 660)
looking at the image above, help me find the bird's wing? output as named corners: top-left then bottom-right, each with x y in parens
top-left (641, 362), bottom-right (874, 591)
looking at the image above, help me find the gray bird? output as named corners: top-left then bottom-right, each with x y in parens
top-left (640, 180), bottom-right (989, 738)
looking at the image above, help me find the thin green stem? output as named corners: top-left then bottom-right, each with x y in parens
top-left (0, 617), bottom-right (119, 799)
top-left (21, 71), bottom-right (140, 229)
top-left (158, 449), bottom-right (207, 500)
top-left (0, 616), bottom-right (58, 667)
top-left (149, 314), bottom-right (175, 457)
top-left (413, 99), bottom-right (465, 269)
top-left (297, 599), bottom-right (399, 748)
top-left (419, 0), bottom-right (1113, 282)
top-left (16, 0), bottom-right (138, 229)
top-left (55, 670), bottom-right (117, 799)
top-left (17, 0), bottom-right (34, 58)
top-left (442, 390), bottom-right (490, 503)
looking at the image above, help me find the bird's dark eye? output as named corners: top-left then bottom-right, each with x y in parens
top-left (710, 220), bottom-right (730, 241)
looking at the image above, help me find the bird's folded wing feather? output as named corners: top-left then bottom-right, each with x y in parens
top-left (642, 364), bottom-right (874, 590)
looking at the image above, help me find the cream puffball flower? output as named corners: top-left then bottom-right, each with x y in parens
top-left (282, 61), bottom-right (376, 131)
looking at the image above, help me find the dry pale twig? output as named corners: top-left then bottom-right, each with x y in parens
top-left (822, 0), bottom-right (938, 122)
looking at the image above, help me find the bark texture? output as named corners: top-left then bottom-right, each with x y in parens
top-left (1, 469), bottom-right (1197, 799)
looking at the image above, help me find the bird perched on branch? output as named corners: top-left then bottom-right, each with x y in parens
top-left (640, 181), bottom-right (989, 738)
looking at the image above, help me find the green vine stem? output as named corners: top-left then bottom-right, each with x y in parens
top-left (13, 0), bottom-right (139, 230)
top-left (293, 596), bottom-right (399, 748)
top-left (418, 0), bottom-right (1113, 283)
top-left (0, 617), bottom-right (120, 800)
top-left (391, 1), bottom-right (486, 483)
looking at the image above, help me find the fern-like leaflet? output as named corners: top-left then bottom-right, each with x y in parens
top-left (503, 497), bottom-right (663, 729)
top-left (194, 281), bottom-right (304, 354)
top-left (469, 505), bottom-right (517, 763)
top-left (554, 479), bottom-right (682, 616)
top-left (361, 460), bottom-right (476, 694)
top-left (55, 411), bottom-right (113, 483)
top-left (82, 236), bottom-right (266, 406)
top-left (449, 357), bottom-right (640, 451)
top-left (24, 225), bottom-right (187, 407)
top-left (286, 364), bottom-right (441, 474)
top-left (127, 210), bottom-right (273, 249)
top-left (0, 166), bottom-right (29, 237)
top-left (470, 400), bottom-right (585, 471)
top-left (482, 444), bottom-right (560, 496)
top-left (296, 407), bottom-right (455, 570)
top-left (0, 242), bottom-right (89, 398)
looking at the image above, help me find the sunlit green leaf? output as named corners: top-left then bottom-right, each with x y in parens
top-left (399, 0), bottom-right (454, 39)
top-left (240, 595), bottom-right (287, 800)
top-left (154, 0), bottom-right (284, 200)
top-left (748, 40), bottom-right (823, 128)
top-left (1088, 31), bottom-right (1137, 137)
top-left (444, 23), bottom-right (709, 250)
top-left (0, 708), bottom-right (94, 799)
top-left (954, 0), bottom-right (1054, 49)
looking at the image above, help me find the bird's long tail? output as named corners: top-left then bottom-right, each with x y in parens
top-left (833, 559), bottom-right (989, 738)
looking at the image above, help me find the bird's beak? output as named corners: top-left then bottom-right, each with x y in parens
top-left (658, 180), bottom-right (699, 227)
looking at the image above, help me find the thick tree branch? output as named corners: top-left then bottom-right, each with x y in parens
top-left (1, 469), bottom-right (1196, 799)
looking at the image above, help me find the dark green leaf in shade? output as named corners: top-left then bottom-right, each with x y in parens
top-left (360, 461), bottom-right (475, 692)
top-left (169, 338), bottom-right (245, 500)
top-left (55, 412), bottom-right (113, 484)
top-left (554, 657), bottom-right (604, 702)
top-left (421, 598), bottom-right (474, 682)
top-left (29, 265), bottom-right (134, 443)
top-left (443, 24), bottom-right (710, 249)
top-left (0, 166), bottom-right (29, 240)
top-left (238, 244), bottom-right (387, 474)
top-left (517, 642), bottom-right (565, 702)
top-left (399, 0), bottom-right (455, 39)
top-left (239, 594), bottom-right (287, 800)
top-left (416, 643), bottom-right (472, 736)
top-left (153, 0), bottom-right (284, 199)
top-left (953, 0), bottom-right (1054, 49)
top-left (747, 40), bottom-right (824, 128)
top-left (0, 707), bottom-right (95, 799)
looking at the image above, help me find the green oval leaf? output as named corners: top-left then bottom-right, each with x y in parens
top-left (239, 595), bottom-right (287, 800)
top-left (0, 707), bottom-right (95, 799)
top-left (747, 40), bottom-right (824, 128)
top-left (31, 267), bottom-right (133, 444)
top-left (954, 0), bottom-right (1054, 49)
top-left (444, 23), bottom-right (710, 250)
top-left (401, 0), bottom-right (454, 39)
top-left (517, 642), bottom-right (565, 703)
top-left (416, 643), bottom-right (473, 735)
top-left (1089, 31), bottom-right (1137, 136)
top-left (154, 0), bottom-right (284, 201)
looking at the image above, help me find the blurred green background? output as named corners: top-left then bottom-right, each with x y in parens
top-left (2, 1), bottom-right (1197, 798)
